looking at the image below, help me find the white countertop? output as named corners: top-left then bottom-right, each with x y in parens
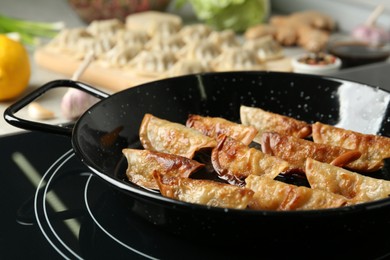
top-left (0, 59), bottom-right (71, 136)
top-left (0, 0), bottom-right (87, 136)
top-left (0, 0), bottom-right (197, 136)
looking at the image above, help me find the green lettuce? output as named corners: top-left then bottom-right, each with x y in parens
top-left (176, 0), bottom-right (269, 32)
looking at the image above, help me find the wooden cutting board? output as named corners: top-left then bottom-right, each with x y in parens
top-left (34, 11), bottom-right (296, 93)
top-left (34, 47), bottom-right (293, 93)
top-left (34, 47), bottom-right (160, 92)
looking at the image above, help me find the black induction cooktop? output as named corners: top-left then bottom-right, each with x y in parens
top-left (1, 131), bottom-right (235, 260)
top-left (0, 132), bottom-right (73, 259)
top-left (2, 61), bottom-right (390, 259)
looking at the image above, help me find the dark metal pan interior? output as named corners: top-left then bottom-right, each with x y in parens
top-left (72, 71), bottom-right (390, 212)
top-left (70, 71), bottom-right (390, 256)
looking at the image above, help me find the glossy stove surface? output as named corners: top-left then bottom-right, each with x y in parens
top-left (2, 62), bottom-right (390, 259)
top-left (1, 131), bottom-right (243, 260)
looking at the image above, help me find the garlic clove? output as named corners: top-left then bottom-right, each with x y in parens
top-left (28, 102), bottom-right (55, 120)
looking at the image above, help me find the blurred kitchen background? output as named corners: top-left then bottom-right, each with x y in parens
top-left (0, 0), bottom-right (389, 135)
top-left (0, 0), bottom-right (389, 31)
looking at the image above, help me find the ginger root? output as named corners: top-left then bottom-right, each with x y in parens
top-left (245, 10), bottom-right (336, 52)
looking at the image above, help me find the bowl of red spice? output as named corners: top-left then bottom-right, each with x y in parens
top-left (291, 52), bottom-right (341, 75)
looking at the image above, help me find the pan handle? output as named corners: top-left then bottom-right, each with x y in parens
top-left (3, 79), bottom-right (109, 136)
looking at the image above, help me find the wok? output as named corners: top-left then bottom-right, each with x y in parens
top-left (5, 71), bottom-right (390, 258)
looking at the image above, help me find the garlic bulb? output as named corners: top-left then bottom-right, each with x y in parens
top-left (61, 50), bottom-right (99, 120)
top-left (61, 88), bottom-right (98, 120)
top-left (352, 4), bottom-right (390, 45)
top-left (352, 26), bottom-right (390, 46)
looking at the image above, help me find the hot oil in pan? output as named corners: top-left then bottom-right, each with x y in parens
top-left (114, 141), bottom-right (310, 193)
top-left (371, 158), bottom-right (390, 180)
top-left (115, 135), bottom-right (390, 196)
top-left (114, 147), bottom-right (227, 187)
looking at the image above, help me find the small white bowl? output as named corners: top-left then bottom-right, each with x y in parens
top-left (291, 53), bottom-right (342, 75)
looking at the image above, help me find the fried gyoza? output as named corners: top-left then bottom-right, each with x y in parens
top-left (305, 158), bottom-right (390, 204)
top-left (261, 132), bottom-right (361, 173)
top-left (312, 122), bottom-right (390, 172)
top-left (139, 113), bottom-right (217, 159)
top-left (154, 172), bottom-right (254, 209)
top-left (122, 148), bottom-right (204, 190)
top-left (211, 134), bottom-right (289, 185)
top-left (240, 105), bottom-right (312, 143)
top-left (186, 114), bottom-right (258, 145)
top-left (245, 174), bottom-right (349, 210)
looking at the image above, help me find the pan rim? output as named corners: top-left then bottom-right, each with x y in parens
top-left (71, 70), bottom-right (390, 216)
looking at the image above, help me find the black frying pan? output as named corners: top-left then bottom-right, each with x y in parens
top-left (5, 71), bottom-right (390, 258)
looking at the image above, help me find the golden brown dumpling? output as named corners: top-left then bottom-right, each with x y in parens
top-left (154, 172), bottom-right (254, 209)
top-left (139, 113), bottom-right (217, 159)
top-left (305, 158), bottom-right (390, 204)
top-left (211, 134), bottom-right (289, 185)
top-left (245, 174), bottom-right (349, 210)
top-left (240, 105), bottom-right (312, 143)
top-left (261, 132), bottom-right (361, 173)
top-left (312, 122), bottom-right (390, 172)
top-left (122, 148), bottom-right (204, 190)
top-left (186, 114), bottom-right (258, 145)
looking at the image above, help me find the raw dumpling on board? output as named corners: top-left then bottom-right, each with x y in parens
top-left (243, 35), bottom-right (284, 62)
top-left (99, 42), bottom-right (142, 68)
top-left (211, 47), bottom-right (265, 72)
top-left (179, 23), bottom-right (212, 43)
top-left (165, 59), bottom-right (209, 77)
top-left (208, 29), bottom-right (241, 50)
top-left (86, 18), bottom-right (124, 38)
top-left (145, 34), bottom-right (186, 53)
top-left (177, 40), bottom-right (221, 67)
top-left (113, 29), bottom-right (150, 46)
top-left (128, 50), bottom-right (177, 77)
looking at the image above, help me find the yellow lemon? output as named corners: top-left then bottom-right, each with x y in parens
top-left (0, 34), bottom-right (31, 101)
